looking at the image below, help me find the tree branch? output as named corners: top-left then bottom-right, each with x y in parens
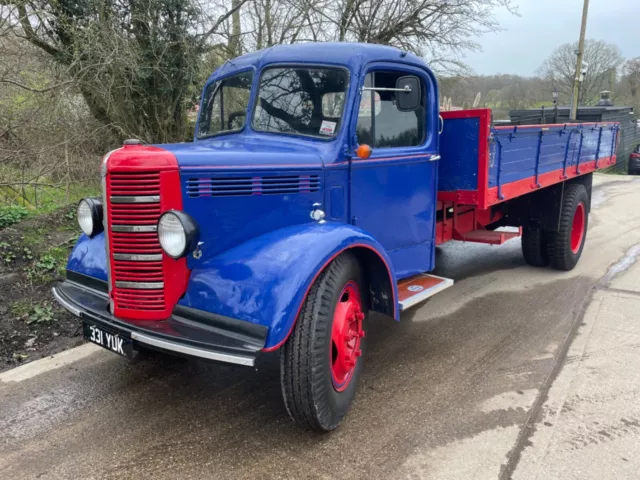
top-left (0, 79), bottom-right (74, 93)
top-left (16, 4), bottom-right (61, 57)
top-left (199, 0), bottom-right (251, 43)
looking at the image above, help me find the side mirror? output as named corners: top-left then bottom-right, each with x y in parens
top-left (395, 76), bottom-right (420, 111)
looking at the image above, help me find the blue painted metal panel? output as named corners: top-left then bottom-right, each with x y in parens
top-left (489, 124), bottom-right (619, 187)
top-left (67, 233), bottom-right (108, 282)
top-left (388, 241), bottom-right (435, 279)
top-left (181, 168), bottom-right (323, 263)
top-left (323, 165), bottom-right (348, 222)
top-left (204, 43), bottom-right (428, 92)
top-left (178, 222), bottom-right (398, 349)
top-left (350, 158), bottom-right (437, 268)
top-left (161, 133), bottom-right (330, 169)
top-left (347, 60), bottom-right (439, 277)
top-left (438, 117), bottom-right (480, 191)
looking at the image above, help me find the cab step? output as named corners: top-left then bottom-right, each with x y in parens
top-left (455, 228), bottom-right (521, 245)
top-left (398, 274), bottom-right (454, 311)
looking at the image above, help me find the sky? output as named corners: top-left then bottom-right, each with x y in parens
top-left (464, 0), bottom-right (640, 76)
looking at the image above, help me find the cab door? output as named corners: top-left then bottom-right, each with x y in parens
top-left (348, 64), bottom-right (439, 279)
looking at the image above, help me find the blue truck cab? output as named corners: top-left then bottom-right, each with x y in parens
top-left (53, 42), bottom-right (619, 431)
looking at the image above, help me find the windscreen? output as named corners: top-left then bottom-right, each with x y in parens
top-left (252, 67), bottom-right (349, 138)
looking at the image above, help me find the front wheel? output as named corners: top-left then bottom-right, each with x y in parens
top-left (546, 183), bottom-right (589, 271)
top-left (280, 252), bottom-right (367, 432)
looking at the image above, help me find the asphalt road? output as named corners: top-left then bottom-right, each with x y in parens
top-left (1, 174), bottom-right (640, 480)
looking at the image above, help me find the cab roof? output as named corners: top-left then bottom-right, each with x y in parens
top-left (208, 42), bottom-right (429, 83)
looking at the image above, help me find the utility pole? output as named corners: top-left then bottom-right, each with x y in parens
top-left (570, 0), bottom-right (590, 120)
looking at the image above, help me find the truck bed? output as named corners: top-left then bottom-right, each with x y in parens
top-left (437, 109), bottom-right (620, 209)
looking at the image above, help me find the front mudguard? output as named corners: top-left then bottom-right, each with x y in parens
top-left (66, 232), bottom-right (108, 282)
top-left (180, 222), bottom-right (398, 350)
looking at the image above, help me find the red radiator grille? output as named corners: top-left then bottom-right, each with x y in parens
top-left (103, 145), bottom-right (189, 322)
top-left (113, 289), bottom-right (165, 311)
top-left (111, 232), bottom-right (163, 254)
top-left (109, 172), bottom-right (161, 195)
top-left (107, 171), bottom-right (166, 314)
top-left (110, 203), bottom-right (161, 225)
top-left (112, 260), bottom-right (164, 282)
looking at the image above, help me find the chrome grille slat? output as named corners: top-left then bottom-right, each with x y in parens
top-left (111, 225), bottom-right (157, 233)
top-left (110, 195), bottom-right (160, 203)
top-left (113, 253), bottom-right (163, 261)
top-left (115, 281), bottom-right (164, 289)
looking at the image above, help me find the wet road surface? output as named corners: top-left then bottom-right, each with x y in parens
top-left (1, 174), bottom-right (640, 479)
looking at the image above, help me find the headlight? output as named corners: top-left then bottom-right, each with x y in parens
top-left (157, 210), bottom-right (199, 259)
top-left (77, 198), bottom-right (103, 238)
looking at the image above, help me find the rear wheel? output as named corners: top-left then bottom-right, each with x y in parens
top-left (280, 252), bottom-right (367, 432)
top-left (521, 227), bottom-right (549, 267)
top-left (546, 184), bottom-right (589, 271)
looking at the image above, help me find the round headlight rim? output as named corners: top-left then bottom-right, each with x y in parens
top-left (77, 197), bottom-right (104, 238)
top-left (157, 210), bottom-right (200, 260)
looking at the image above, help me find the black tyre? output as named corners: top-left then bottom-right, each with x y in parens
top-left (546, 183), bottom-right (589, 271)
top-left (521, 227), bottom-right (549, 267)
top-left (280, 252), bottom-right (367, 432)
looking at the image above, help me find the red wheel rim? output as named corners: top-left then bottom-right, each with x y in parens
top-left (571, 202), bottom-right (586, 254)
top-left (330, 281), bottom-right (365, 392)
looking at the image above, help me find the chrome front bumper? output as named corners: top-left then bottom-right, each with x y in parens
top-left (53, 276), bottom-right (267, 367)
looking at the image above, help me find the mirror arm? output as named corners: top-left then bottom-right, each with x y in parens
top-left (361, 86), bottom-right (411, 93)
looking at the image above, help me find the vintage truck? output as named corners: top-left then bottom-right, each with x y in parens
top-left (53, 43), bottom-right (619, 432)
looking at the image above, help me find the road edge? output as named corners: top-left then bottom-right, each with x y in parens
top-left (0, 343), bottom-right (100, 384)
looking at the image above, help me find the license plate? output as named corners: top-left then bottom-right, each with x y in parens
top-left (83, 322), bottom-right (134, 359)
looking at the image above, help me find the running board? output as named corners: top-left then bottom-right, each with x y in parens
top-left (398, 274), bottom-right (454, 311)
top-left (455, 229), bottom-right (521, 245)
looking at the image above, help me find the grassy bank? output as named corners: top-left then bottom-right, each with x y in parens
top-left (0, 198), bottom-right (95, 371)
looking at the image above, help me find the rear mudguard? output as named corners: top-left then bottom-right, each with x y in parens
top-left (180, 222), bottom-right (399, 350)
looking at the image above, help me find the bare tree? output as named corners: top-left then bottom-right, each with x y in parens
top-left (314, 0), bottom-right (513, 73)
top-left (538, 39), bottom-right (624, 106)
top-left (623, 57), bottom-right (640, 99)
top-left (233, 0), bottom-right (514, 74)
top-left (0, 0), bottom-right (248, 143)
top-left (0, 0), bottom-right (515, 144)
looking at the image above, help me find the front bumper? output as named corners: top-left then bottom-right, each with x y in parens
top-left (53, 278), bottom-right (268, 366)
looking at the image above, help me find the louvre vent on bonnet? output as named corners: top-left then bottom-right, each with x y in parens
top-left (187, 174), bottom-right (320, 198)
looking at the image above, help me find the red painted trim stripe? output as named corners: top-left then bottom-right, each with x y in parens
top-left (182, 155), bottom-right (434, 171)
top-left (437, 190), bottom-right (478, 204)
top-left (476, 110), bottom-right (491, 210)
top-left (181, 164), bottom-right (321, 170)
top-left (329, 153), bottom-right (434, 167)
top-left (441, 108), bottom-right (491, 120)
top-left (486, 156), bottom-right (615, 206)
top-left (262, 243), bottom-right (397, 352)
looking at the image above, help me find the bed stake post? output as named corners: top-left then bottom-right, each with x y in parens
top-left (494, 137), bottom-right (505, 200)
top-left (533, 130), bottom-right (543, 188)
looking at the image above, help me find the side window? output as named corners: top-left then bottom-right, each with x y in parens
top-left (356, 71), bottom-right (426, 148)
top-left (198, 71), bottom-right (253, 138)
